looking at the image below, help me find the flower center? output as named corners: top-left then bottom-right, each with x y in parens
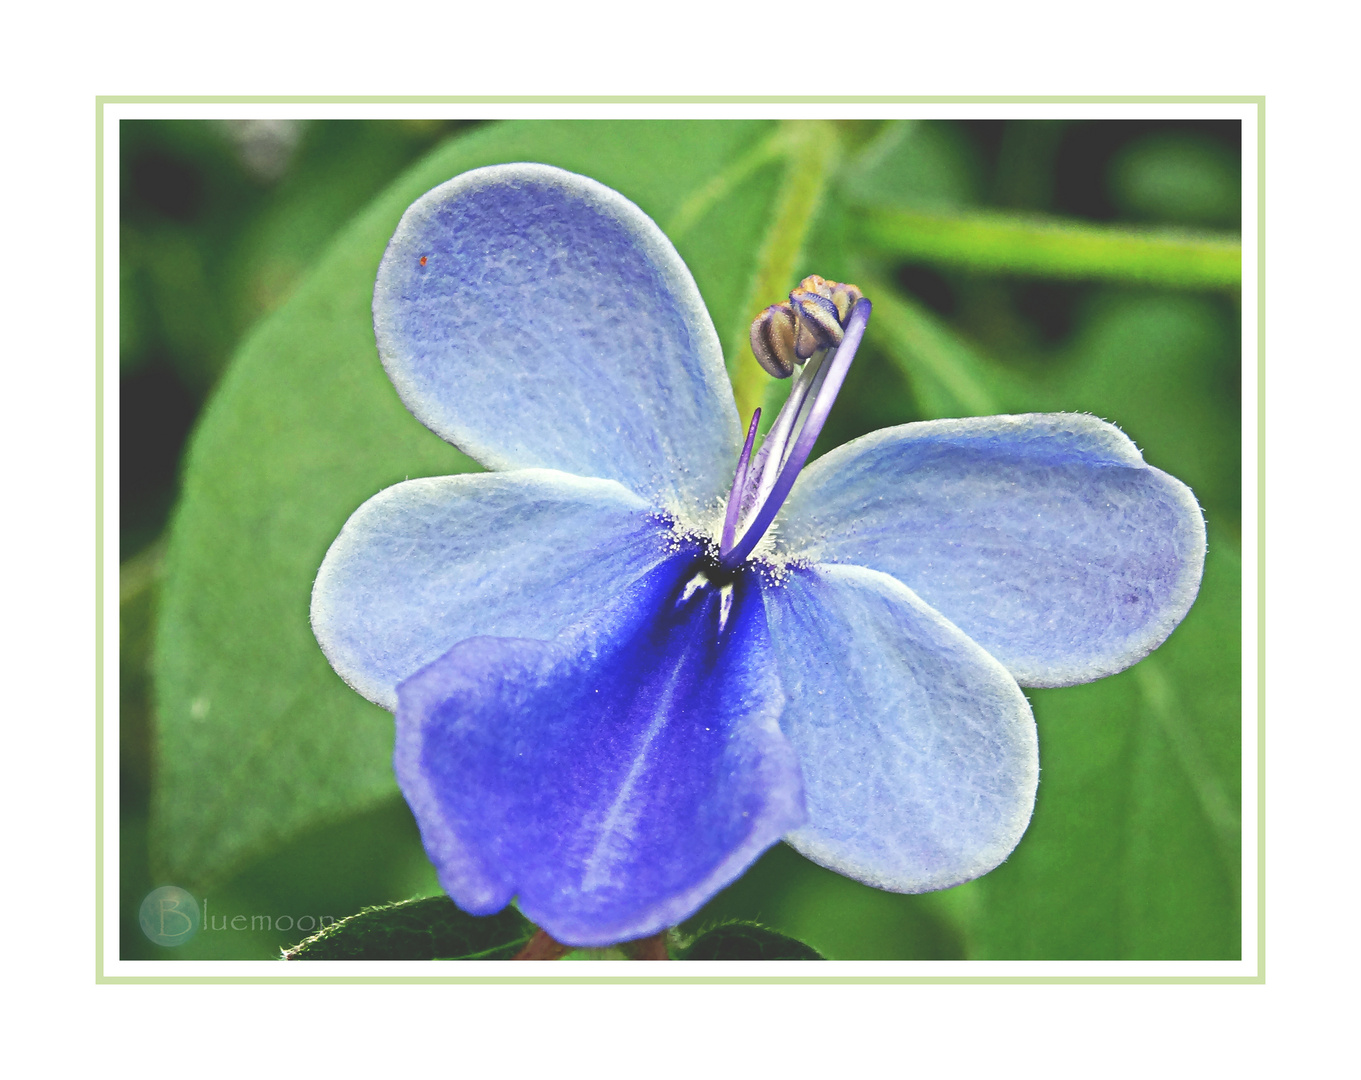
top-left (716, 277), bottom-right (870, 573)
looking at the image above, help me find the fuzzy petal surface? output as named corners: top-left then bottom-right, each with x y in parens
top-left (776, 413), bottom-right (1206, 686)
top-left (311, 469), bottom-right (681, 711)
top-left (373, 163), bottom-right (740, 517)
top-left (759, 562), bottom-right (1038, 892)
top-left (394, 556), bottom-right (804, 947)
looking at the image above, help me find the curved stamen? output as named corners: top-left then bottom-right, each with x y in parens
top-left (720, 408), bottom-right (762, 553)
top-left (718, 298), bottom-right (870, 573)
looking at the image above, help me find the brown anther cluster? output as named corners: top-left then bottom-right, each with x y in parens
top-left (749, 275), bottom-right (865, 379)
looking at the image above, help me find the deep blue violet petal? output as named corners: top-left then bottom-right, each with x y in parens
top-left (394, 554), bottom-right (804, 946)
top-left (759, 562), bottom-right (1038, 892)
top-left (775, 414), bottom-right (1206, 687)
top-left (373, 163), bottom-right (741, 517)
top-left (311, 469), bottom-right (681, 711)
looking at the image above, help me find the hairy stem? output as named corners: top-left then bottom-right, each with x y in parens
top-left (856, 206), bottom-right (1241, 289)
top-left (728, 120), bottom-right (842, 419)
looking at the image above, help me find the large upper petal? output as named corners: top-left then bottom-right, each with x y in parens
top-left (310, 469), bottom-right (680, 711)
top-left (759, 562), bottom-right (1038, 892)
top-left (373, 163), bottom-right (741, 516)
top-left (776, 413), bottom-right (1206, 686)
top-left (395, 555), bottom-right (803, 947)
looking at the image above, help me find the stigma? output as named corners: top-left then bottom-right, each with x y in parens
top-left (719, 278), bottom-right (870, 573)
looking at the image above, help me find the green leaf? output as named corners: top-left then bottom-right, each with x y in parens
top-left (953, 533), bottom-right (1242, 958)
top-left (152, 120), bottom-right (791, 888)
top-left (680, 921), bottom-right (824, 960)
top-left (282, 896), bottom-right (532, 960)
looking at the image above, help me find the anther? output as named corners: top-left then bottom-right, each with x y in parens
top-left (750, 303), bottom-right (799, 378)
top-left (797, 275), bottom-right (864, 324)
top-left (749, 276), bottom-right (865, 376)
top-left (789, 288), bottom-right (843, 357)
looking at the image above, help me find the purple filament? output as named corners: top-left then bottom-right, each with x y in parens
top-left (750, 349), bottom-right (825, 509)
top-left (718, 299), bottom-right (870, 573)
top-left (720, 408), bottom-right (762, 553)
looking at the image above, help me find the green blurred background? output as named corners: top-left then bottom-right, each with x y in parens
top-left (119, 117), bottom-right (1242, 960)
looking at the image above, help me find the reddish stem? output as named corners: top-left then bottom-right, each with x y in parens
top-left (623, 933), bottom-right (671, 960)
top-left (512, 928), bottom-right (672, 960)
top-left (512, 929), bottom-right (572, 960)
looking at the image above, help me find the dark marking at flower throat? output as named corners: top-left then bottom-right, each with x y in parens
top-left (698, 549), bottom-right (741, 589)
top-left (659, 569), bottom-right (749, 661)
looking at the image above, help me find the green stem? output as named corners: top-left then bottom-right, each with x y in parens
top-left (856, 206), bottom-right (1241, 289)
top-left (727, 120), bottom-right (841, 420)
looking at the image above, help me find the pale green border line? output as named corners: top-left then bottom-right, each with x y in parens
top-left (96, 96), bottom-right (1265, 985)
top-left (1256, 99), bottom-right (1267, 982)
top-left (98, 95), bottom-right (1262, 105)
top-left (100, 975), bottom-right (1260, 985)
top-left (95, 101), bottom-right (106, 980)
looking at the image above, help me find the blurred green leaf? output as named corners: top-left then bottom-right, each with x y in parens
top-left (990, 119), bottom-right (1068, 211)
top-left (1109, 132), bottom-right (1241, 229)
top-left (955, 533), bottom-right (1242, 958)
top-left (855, 266), bottom-right (1010, 418)
top-left (120, 543), bottom-right (164, 811)
top-left (223, 121), bottom-right (472, 342)
top-left (153, 120), bottom-right (786, 888)
top-left (283, 896), bottom-right (532, 960)
top-left (857, 205), bottom-right (1241, 288)
top-left (680, 921), bottom-right (824, 960)
top-left (123, 799), bottom-right (442, 960)
top-left (840, 120), bottom-right (985, 210)
top-left (120, 120), bottom-right (459, 396)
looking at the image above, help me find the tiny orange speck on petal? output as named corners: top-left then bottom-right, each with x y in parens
top-left (419, 256), bottom-right (428, 266)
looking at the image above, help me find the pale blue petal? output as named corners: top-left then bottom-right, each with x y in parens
top-left (776, 414), bottom-right (1206, 686)
top-left (395, 556), bottom-right (803, 946)
top-left (310, 469), bottom-right (680, 711)
top-left (759, 563), bottom-right (1038, 892)
top-left (373, 163), bottom-right (741, 516)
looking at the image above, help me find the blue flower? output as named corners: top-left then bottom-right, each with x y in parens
top-left (310, 163), bottom-right (1206, 948)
